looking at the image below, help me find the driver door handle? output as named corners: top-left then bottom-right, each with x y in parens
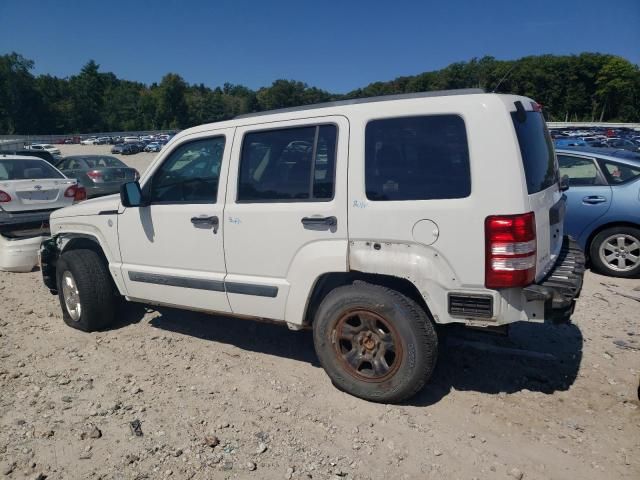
top-left (301, 216), bottom-right (337, 227)
top-left (582, 196), bottom-right (607, 205)
top-left (191, 215), bottom-right (219, 233)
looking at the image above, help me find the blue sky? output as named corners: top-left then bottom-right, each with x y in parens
top-left (1, 0), bottom-right (638, 93)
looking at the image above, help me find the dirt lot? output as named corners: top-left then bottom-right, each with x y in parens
top-left (1, 145), bottom-right (639, 480)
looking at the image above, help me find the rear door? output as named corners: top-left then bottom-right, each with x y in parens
top-left (223, 116), bottom-right (348, 321)
top-left (557, 153), bottom-right (612, 240)
top-left (510, 107), bottom-right (564, 279)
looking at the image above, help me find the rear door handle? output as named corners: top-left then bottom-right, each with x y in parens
top-left (301, 216), bottom-right (337, 227)
top-left (582, 196), bottom-right (607, 205)
top-left (191, 215), bottom-right (219, 233)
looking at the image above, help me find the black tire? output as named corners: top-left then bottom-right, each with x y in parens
top-left (313, 282), bottom-right (437, 403)
top-left (589, 226), bottom-right (640, 278)
top-left (56, 249), bottom-right (116, 331)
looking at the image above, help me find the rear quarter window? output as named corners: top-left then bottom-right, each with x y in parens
top-left (511, 111), bottom-right (558, 194)
top-left (365, 115), bottom-right (471, 201)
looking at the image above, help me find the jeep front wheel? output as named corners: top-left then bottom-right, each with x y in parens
top-left (313, 282), bottom-right (437, 403)
top-left (56, 249), bottom-right (116, 331)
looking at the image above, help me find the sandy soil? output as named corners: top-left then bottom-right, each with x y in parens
top-left (0, 146), bottom-right (639, 479)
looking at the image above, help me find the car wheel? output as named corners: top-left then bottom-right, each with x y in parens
top-left (590, 226), bottom-right (640, 278)
top-left (56, 249), bottom-right (116, 331)
top-left (313, 282), bottom-right (437, 403)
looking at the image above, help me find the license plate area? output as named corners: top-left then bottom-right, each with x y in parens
top-left (19, 190), bottom-right (56, 201)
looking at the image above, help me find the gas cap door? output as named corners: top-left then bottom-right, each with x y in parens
top-left (412, 219), bottom-right (439, 246)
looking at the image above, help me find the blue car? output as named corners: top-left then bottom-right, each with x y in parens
top-left (554, 138), bottom-right (588, 148)
top-left (557, 147), bottom-right (640, 277)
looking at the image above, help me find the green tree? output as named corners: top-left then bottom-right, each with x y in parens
top-left (155, 73), bottom-right (189, 129)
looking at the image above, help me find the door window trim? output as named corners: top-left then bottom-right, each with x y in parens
top-left (557, 153), bottom-right (607, 187)
top-left (144, 134), bottom-right (227, 205)
top-left (235, 122), bottom-right (339, 204)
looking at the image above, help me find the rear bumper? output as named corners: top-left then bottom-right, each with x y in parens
top-left (0, 209), bottom-right (53, 236)
top-left (523, 236), bottom-right (585, 322)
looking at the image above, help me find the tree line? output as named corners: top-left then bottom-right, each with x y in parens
top-left (0, 52), bottom-right (638, 135)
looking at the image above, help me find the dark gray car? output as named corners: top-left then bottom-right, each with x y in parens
top-left (56, 155), bottom-right (139, 198)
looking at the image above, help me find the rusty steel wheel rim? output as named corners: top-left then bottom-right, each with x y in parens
top-left (331, 309), bottom-right (403, 382)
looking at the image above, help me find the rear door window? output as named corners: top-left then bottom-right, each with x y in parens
top-left (511, 111), bottom-right (558, 194)
top-left (238, 124), bottom-right (337, 202)
top-left (557, 155), bottom-right (605, 187)
top-left (365, 115), bottom-right (470, 201)
top-left (600, 160), bottom-right (640, 184)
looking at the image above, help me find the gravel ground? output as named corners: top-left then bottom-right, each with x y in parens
top-left (0, 146), bottom-right (639, 480)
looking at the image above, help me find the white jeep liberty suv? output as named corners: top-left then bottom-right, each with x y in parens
top-left (41, 90), bottom-right (585, 403)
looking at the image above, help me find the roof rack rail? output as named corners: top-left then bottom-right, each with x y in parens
top-left (234, 88), bottom-right (486, 119)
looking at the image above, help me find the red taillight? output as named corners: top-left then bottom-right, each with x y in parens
top-left (74, 186), bottom-right (87, 201)
top-left (86, 170), bottom-right (103, 182)
top-left (485, 212), bottom-right (536, 289)
top-left (0, 190), bottom-right (11, 202)
top-left (64, 185), bottom-right (87, 202)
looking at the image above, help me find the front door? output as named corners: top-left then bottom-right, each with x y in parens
top-left (558, 153), bottom-right (612, 240)
top-left (118, 129), bottom-right (233, 313)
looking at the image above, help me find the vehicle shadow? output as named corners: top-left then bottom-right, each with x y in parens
top-left (113, 303), bottom-right (583, 406)
top-left (407, 321), bottom-right (584, 407)
top-left (114, 303), bottom-right (320, 366)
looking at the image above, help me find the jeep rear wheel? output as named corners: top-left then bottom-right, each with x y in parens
top-left (56, 249), bottom-right (116, 331)
top-left (313, 282), bottom-right (437, 403)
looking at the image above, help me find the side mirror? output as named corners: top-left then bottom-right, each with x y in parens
top-left (560, 175), bottom-right (570, 192)
top-left (120, 181), bottom-right (145, 207)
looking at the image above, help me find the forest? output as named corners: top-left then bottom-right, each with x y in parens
top-left (0, 52), bottom-right (638, 135)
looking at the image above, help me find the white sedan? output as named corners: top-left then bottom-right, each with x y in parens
top-left (0, 154), bottom-right (86, 239)
top-left (27, 143), bottom-right (61, 155)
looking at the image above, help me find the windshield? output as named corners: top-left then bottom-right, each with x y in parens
top-left (511, 110), bottom-right (558, 194)
top-left (0, 159), bottom-right (64, 180)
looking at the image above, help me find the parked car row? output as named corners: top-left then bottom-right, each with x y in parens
top-left (551, 126), bottom-right (640, 153)
top-left (81, 133), bottom-right (174, 147)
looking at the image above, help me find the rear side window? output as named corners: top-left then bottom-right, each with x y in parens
top-left (238, 125), bottom-right (337, 202)
top-left (511, 111), bottom-right (558, 194)
top-left (365, 115), bottom-right (470, 201)
top-left (0, 159), bottom-right (64, 180)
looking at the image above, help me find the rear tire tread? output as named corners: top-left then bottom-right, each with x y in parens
top-left (313, 281), bottom-right (437, 403)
